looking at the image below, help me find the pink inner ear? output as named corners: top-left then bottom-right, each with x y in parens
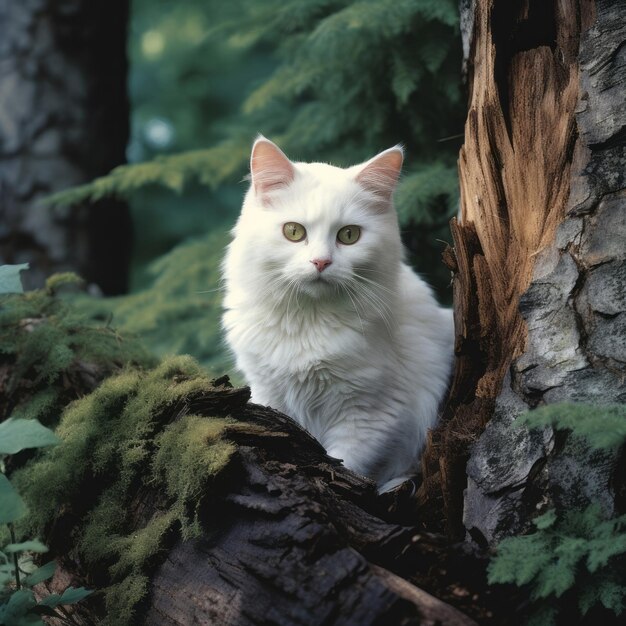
top-left (250, 139), bottom-right (295, 201)
top-left (356, 148), bottom-right (403, 202)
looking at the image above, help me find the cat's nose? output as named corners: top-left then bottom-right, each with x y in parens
top-left (311, 258), bottom-right (332, 273)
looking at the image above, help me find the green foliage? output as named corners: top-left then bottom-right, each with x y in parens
top-left (43, 0), bottom-right (464, 370)
top-left (49, 0), bottom-right (462, 208)
top-left (489, 505), bottom-right (626, 624)
top-left (0, 476), bottom-right (27, 527)
top-left (45, 142), bottom-right (250, 208)
top-left (48, 0), bottom-right (462, 324)
top-left (516, 403), bottom-right (626, 451)
top-left (0, 418), bottom-right (91, 626)
top-left (488, 403), bottom-right (626, 625)
top-left (0, 272), bottom-right (154, 428)
top-left (70, 229), bottom-right (231, 374)
top-left (13, 356), bottom-right (236, 626)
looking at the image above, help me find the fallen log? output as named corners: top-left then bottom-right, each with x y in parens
top-left (16, 364), bottom-right (504, 625)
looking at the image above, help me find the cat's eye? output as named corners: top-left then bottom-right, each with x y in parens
top-left (337, 225), bottom-right (361, 245)
top-left (283, 222), bottom-right (306, 242)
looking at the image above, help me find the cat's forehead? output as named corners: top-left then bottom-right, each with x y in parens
top-left (285, 161), bottom-right (364, 221)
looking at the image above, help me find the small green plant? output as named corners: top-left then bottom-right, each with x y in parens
top-left (488, 403), bottom-right (626, 625)
top-left (0, 418), bottom-right (92, 626)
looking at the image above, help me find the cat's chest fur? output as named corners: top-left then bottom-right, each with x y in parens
top-left (225, 301), bottom-right (390, 415)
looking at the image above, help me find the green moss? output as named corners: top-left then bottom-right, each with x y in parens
top-left (44, 272), bottom-right (85, 294)
top-left (0, 283), bottom-right (154, 427)
top-left (153, 414), bottom-right (235, 538)
top-left (14, 355), bottom-right (236, 625)
top-left (105, 574), bottom-right (150, 626)
top-left (109, 511), bottom-right (177, 579)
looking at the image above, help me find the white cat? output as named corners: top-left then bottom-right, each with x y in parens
top-left (222, 137), bottom-right (454, 492)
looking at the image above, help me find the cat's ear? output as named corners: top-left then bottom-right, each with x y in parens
top-left (250, 136), bottom-right (294, 204)
top-left (355, 145), bottom-right (404, 205)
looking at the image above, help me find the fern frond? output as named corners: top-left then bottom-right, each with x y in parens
top-left (44, 141), bottom-right (250, 207)
top-left (517, 403), bottom-right (626, 450)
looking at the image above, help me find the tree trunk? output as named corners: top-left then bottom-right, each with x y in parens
top-left (0, 0), bottom-right (132, 294)
top-left (418, 0), bottom-right (625, 540)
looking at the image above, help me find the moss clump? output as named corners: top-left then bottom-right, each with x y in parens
top-left (44, 271), bottom-right (85, 294)
top-left (14, 355), bottom-right (236, 626)
top-left (0, 275), bottom-right (154, 427)
top-left (153, 414), bottom-right (235, 538)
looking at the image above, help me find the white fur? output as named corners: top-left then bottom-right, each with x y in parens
top-left (222, 139), bottom-right (453, 492)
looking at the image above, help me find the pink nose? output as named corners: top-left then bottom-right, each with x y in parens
top-left (311, 258), bottom-right (332, 272)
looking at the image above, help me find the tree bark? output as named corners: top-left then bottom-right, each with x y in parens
top-left (38, 386), bottom-right (496, 626)
top-left (418, 0), bottom-right (625, 539)
top-left (0, 0), bottom-right (132, 294)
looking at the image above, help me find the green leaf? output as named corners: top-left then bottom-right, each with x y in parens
top-left (532, 539), bottom-right (582, 598)
top-left (586, 526), bottom-right (626, 572)
top-left (488, 533), bottom-right (551, 586)
top-left (0, 418), bottom-right (61, 455)
top-left (598, 579), bottom-right (626, 614)
top-left (0, 474), bottom-right (28, 524)
top-left (23, 561), bottom-right (56, 587)
top-left (39, 586), bottom-right (93, 608)
top-left (0, 588), bottom-right (37, 624)
top-left (0, 264), bottom-right (29, 294)
top-left (4, 541), bottom-right (49, 555)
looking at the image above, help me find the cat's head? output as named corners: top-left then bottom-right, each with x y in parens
top-left (233, 136), bottom-right (404, 301)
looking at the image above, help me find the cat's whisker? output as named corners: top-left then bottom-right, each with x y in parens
top-left (353, 273), bottom-right (397, 297)
top-left (196, 286), bottom-right (225, 294)
top-left (353, 267), bottom-right (398, 282)
top-left (342, 283), bottom-right (365, 336)
top-left (349, 279), bottom-right (393, 336)
top-left (353, 266), bottom-right (394, 275)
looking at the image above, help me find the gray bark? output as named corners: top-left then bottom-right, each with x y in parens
top-left (0, 0), bottom-right (131, 294)
top-left (464, 0), bottom-right (626, 545)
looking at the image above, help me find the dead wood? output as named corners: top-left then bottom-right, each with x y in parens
top-left (417, 0), bottom-right (626, 540)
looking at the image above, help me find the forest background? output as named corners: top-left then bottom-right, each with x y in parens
top-left (57, 0), bottom-right (465, 375)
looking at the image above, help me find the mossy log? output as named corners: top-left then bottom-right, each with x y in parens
top-left (21, 363), bottom-right (504, 626)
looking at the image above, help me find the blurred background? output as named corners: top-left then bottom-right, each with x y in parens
top-left (0, 0), bottom-right (465, 375)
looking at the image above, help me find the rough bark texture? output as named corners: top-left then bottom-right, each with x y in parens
top-left (464, 0), bottom-right (626, 545)
top-left (0, 0), bottom-right (132, 294)
top-left (38, 385), bottom-right (502, 626)
top-left (144, 405), bottom-right (479, 626)
top-left (418, 0), bottom-right (625, 538)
